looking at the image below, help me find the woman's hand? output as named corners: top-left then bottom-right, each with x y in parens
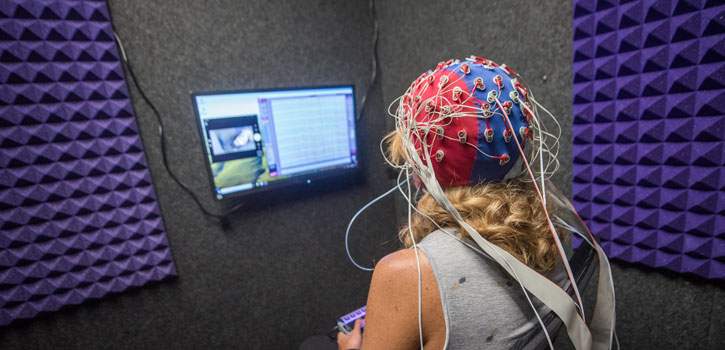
top-left (337, 318), bottom-right (363, 350)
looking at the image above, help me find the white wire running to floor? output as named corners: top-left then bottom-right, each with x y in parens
top-left (345, 178), bottom-right (409, 271)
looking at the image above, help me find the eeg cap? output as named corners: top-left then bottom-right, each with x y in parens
top-left (397, 57), bottom-right (535, 186)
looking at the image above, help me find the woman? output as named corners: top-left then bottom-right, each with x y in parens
top-left (338, 57), bottom-right (582, 350)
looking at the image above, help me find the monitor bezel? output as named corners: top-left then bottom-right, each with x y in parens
top-left (190, 84), bottom-right (360, 201)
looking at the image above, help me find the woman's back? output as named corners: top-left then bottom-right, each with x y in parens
top-left (418, 229), bottom-right (568, 350)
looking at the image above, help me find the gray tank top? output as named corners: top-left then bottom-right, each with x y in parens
top-left (417, 229), bottom-right (568, 350)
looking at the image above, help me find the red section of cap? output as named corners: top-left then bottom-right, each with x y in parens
top-left (409, 69), bottom-right (478, 187)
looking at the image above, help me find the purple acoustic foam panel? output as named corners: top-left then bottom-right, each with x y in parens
top-left (0, 0), bottom-right (176, 325)
top-left (571, 0), bottom-right (725, 279)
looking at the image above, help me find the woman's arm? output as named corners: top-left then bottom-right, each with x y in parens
top-left (337, 247), bottom-right (445, 350)
top-left (361, 248), bottom-right (421, 349)
top-left (362, 247), bottom-right (444, 350)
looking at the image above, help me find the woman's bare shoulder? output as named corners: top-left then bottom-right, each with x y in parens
top-left (363, 248), bottom-right (433, 350)
top-left (368, 249), bottom-right (425, 297)
top-left (376, 248), bottom-right (424, 273)
top-left (369, 248), bottom-right (438, 315)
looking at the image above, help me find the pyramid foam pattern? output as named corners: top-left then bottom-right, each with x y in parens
top-left (571, 0), bottom-right (725, 279)
top-left (0, 0), bottom-right (176, 325)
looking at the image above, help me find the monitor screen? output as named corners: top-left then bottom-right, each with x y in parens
top-left (191, 86), bottom-right (358, 200)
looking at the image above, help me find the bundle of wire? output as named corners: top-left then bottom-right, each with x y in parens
top-left (345, 57), bottom-right (616, 349)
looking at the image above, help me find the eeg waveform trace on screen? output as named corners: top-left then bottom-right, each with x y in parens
top-left (192, 86), bottom-right (358, 199)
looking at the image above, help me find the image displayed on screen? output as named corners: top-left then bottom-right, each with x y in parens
top-left (209, 126), bottom-right (257, 154)
top-left (193, 86), bottom-right (357, 199)
top-left (204, 115), bottom-right (263, 164)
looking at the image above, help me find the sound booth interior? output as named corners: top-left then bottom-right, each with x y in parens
top-left (0, 1), bottom-right (723, 349)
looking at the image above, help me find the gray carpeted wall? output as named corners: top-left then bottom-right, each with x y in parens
top-left (1, 1), bottom-right (723, 349)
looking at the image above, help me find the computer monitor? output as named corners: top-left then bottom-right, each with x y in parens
top-left (191, 85), bottom-right (359, 200)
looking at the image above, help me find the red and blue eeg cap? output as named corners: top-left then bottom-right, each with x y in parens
top-left (399, 57), bottom-right (534, 187)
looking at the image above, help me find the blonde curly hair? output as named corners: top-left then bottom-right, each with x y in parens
top-left (386, 131), bottom-right (566, 273)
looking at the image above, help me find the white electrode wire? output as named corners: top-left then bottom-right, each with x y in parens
top-left (405, 168), bottom-right (425, 350)
top-left (494, 96), bottom-right (585, 320)
top-left (615, 332), bottom-right (620, 350)
top-left (528, 97), bottom-right (562, 177)
top-left (113, 32), bottom-right (128, 62)
top-left (526, 100), bottom-right (548, 207)
top-left (514, 77), bottom-right (562, 182)
top-left (345, 178), bottom-right (409, 271)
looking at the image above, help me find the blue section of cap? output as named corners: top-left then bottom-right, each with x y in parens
top-left (442, 61), bottom-right (528, 183)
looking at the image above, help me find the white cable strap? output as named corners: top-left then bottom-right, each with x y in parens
top-left (590, 244), bottom-right (616, 349)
